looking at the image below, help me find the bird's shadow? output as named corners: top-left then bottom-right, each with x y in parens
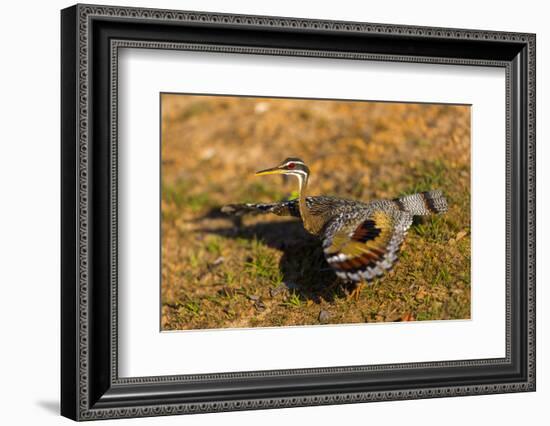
top-left (194, 208), bottom-right (350, 302)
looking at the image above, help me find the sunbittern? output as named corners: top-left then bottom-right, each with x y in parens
top-left (222, 158), bottom-right (448, 296)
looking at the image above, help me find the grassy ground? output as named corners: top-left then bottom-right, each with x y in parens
top-left (161, 94), bottom-right (471, 330)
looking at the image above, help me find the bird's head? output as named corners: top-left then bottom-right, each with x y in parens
top-left (255, 158), bottom-right (310, 181)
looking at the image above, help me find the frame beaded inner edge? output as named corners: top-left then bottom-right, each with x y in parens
top-left (109, 39), bottom-right (512, 385)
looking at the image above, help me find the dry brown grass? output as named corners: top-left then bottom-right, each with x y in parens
top-left (161, 94), bottom-right (471, 330)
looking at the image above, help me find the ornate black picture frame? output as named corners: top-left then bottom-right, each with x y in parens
top-left (61, 4), bottom-right (536, 421)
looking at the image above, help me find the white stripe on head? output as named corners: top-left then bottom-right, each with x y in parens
top-left (281, 159), bottom-right (305, 167)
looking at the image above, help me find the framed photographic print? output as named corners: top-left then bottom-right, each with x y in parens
top-left (61, 3), bottom-right (536, 421)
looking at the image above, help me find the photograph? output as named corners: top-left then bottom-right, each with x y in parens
top-left (160, 94), bottom-right (471, 330)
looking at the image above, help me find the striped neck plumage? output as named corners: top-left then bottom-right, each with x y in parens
top-left (254, 157), bottom-right (316, 232)
top-left (293, 168), bottom-right (313, 232)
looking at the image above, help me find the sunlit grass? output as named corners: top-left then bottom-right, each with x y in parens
top-left (160, 96), bottom-right (471, 330)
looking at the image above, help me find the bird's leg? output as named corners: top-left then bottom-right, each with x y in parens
top-left (347, 279), bottom-right (365, 301)
top-left (356, 280), bottom-right (365, 301)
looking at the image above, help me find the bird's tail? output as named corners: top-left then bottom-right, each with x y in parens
top-left (394, 190), bottom-right (448, 216)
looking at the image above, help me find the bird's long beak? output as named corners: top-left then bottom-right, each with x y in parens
top-left (255, 166), bottom-right (284, 176)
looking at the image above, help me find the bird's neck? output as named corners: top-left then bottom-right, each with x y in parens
top-left (297, 174), bottom-right (322, 235)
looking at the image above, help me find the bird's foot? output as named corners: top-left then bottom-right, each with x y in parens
top-left (347, 282), bottom-right (364, 301)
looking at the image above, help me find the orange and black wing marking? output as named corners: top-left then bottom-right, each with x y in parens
top-left (323, 210), bottom-right (413, 282)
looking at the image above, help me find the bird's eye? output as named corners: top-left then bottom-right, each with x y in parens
top-left (287, 163), bottom-right (295, 169)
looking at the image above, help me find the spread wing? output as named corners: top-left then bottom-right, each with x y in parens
top-left (221, 196), bottom-right (345, 218)
top-left (323, 209), bottom-right (413, 282)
